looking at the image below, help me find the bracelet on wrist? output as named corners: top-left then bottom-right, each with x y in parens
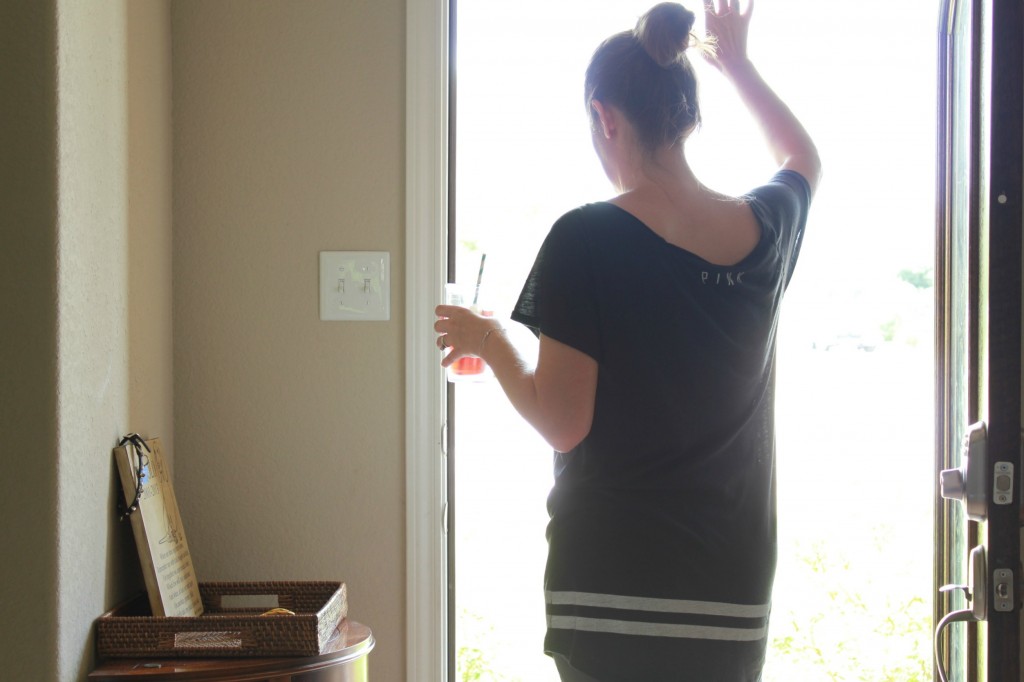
top-left (479, 326), bottom-right (505, 356)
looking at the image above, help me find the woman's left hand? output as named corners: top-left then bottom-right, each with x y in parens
top-left (434, 305), bottom-right (501, 368)
top-left (436, 305), bottom-right (598, 452)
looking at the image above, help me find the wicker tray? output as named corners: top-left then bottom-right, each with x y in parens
top-left (95, 581), bottom-right (347, 658)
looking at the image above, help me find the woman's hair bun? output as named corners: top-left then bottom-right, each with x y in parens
top-left (634, 2), bottom-right (697, 68)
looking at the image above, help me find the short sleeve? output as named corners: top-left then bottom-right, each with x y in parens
top-left (773, 169), bottom-right (812, 209)
top-left (511, 210), bottom-right (603, 362)
top-left (746, 170), bottom-right (812, 288)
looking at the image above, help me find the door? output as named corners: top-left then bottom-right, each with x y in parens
top-left (935, 1), bottom-right (1022, 680)
top-left (406, 1), bottom-right (1023, 680)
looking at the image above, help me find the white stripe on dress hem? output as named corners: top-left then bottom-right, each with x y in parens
top-left (545, 590), bottom-right (771, 619)
top-left (547, 615), bottom-right (769, 641)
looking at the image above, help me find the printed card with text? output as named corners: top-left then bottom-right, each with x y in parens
top-left (114, 437), bottom-right (203, 618)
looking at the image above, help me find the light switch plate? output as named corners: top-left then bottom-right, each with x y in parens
top-left (319, 251), bottom-right (390, 321)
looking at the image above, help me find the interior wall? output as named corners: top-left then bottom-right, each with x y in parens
top-left (171, 2), bottom-right (406, 680)
top-left (128, 0), bottom-right (175, 464)
top-left (0, 1), bottom-right (60, 679)
top-left (58, 0), bottom-right (175, 675)
top-left (0, 2), bottom-right (173, 679)
top-left (53, 0), bottom-right (134, 678)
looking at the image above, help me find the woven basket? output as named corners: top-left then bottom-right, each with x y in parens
top-left (96, 581), bottom-right (347, 658)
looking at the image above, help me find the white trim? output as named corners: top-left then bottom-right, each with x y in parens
top-left (405, 0), bottom-right (449, 680)
top-left (546, 616), bottom-right (769, 642)
top-left (546, 591), bottom-right (772, 618)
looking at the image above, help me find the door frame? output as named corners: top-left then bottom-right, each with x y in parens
top-left (407, 1), bottom-right (1023, 680)
top-left (935, 0), bottom-right (983, 677)
top-left (936, 0), bottom-right (1022, 680)
top-left (937, 0), bottom-right (1015, 675)
top-left (977, 0), bottom-right (1023, 677)
top-left (405, 0), bottom-right (450, 680)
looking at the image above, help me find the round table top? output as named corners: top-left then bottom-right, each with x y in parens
top-left (88, 620), bottom-right (374, 681)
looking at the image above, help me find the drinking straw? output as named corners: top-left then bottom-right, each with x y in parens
top-left (472, 253), bottom-right (487, 307)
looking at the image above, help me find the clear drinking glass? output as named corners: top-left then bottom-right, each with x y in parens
top-left (444, 283), bottom-right (491, 382)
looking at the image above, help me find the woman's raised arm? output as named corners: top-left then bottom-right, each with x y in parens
top-left (704, 0), bottom-right (821, 195)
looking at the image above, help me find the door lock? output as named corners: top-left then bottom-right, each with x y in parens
top-left (940, 422), bottom-right (988, 521)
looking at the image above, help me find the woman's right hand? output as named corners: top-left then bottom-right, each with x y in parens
top-left (703, 0), bottom-right (754, 75)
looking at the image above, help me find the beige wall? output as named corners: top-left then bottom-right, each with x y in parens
top-left (171, 2), bottom-right (405, 680)
top-left (54, 0), bottom-right (131, 677)
top-left (128, 0), bottom-right (176, 463)
top-left (0, 1), bottom-right (60, 679)
top-left (2, 2), bottom-right (403, 678)
top-left (0, 1), bottom-right (173, 679)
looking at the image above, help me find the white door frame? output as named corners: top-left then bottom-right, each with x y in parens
top-left (405, 0), bottom-right (449, 680)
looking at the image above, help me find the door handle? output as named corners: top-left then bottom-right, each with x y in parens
top-left (939, 544), bottom-right (987, 622)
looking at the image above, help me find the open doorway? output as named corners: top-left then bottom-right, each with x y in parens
top-left (450, 2), bottom-right (936, 680)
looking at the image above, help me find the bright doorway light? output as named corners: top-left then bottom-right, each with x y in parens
top-left (454, 2), bottom-right (936, 680)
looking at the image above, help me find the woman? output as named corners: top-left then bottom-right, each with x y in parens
top-left (435, 1), bottom-right (819, 679)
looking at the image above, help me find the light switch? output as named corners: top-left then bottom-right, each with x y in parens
top-left (319, 251), bottom-right (390, 321)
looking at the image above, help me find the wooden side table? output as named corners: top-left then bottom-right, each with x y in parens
top-left (89, 620), bottom-right (374, 682)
